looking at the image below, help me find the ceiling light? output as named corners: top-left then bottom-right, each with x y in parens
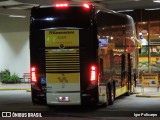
top-left (153, 0), bottom-right (160, 3)
top-left (9, 15), bottom-right (26, 18)
top-left (145, 8), bottom-right (160, 10)
top-left (117, 9), bottom-right (133, 12)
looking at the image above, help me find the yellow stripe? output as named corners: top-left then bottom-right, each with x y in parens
top-left (46, 70), bottom-right (80, 72)
top-left (47, 73), bottom-right (80, 83)
top-left (115, 86), bottom-right (127, 97)
top-left (45, 58), bottom-right (79, 61)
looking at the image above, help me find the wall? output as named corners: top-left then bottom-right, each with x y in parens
top-left (0, 15), bottom-right (30, 77)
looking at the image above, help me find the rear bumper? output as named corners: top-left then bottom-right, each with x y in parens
top-left (32, 84), bottom-right (98, 105)
top-left (47, 92), bottom-right (81, 105)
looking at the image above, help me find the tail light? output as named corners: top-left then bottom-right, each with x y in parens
top-left (55, 2), bottom-right (91, 10)
top-left (31, 67), bottom-right (37, 82)
top-left (83, 3), bottom-right (90, 9)
top-left (55, 2), bottom-right (68, 8)
top-left (90, 65), bottom-right (97, 81)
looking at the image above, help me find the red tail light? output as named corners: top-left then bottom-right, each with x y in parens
top-left (31, 67), bottom-right (37, 82)
top-left (90, 65), bottom-right (97, 81)
top-left (83, 3), bottom-right (90, 9)
top-left (55, 2), bottom-right (68, 8)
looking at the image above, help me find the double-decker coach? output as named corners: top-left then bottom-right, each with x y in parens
top-left (30, 2), bottom-right (137, 107)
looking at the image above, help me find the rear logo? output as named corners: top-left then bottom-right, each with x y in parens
top-left (59, 44), bottom-right (65, 49)
top-left (57, 74), bottom-right (68, 88)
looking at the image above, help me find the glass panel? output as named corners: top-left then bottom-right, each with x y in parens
top-left (137, 21), bottom-right (160, 80)
top-left (150, 21), bottom-right (160, 74)
top-left (137, 22), bottom-right (149, 75)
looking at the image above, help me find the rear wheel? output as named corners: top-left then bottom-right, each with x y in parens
top-left (47, 105), bottom-right (54, 108)
top-left (83, 100), bottom-right (97, 109)
top-left (108, 83), bottom-right (114, 105)
top-left (100, 94), bottom-right (108, 108)
top-left (31, 89), bottom-right (45, 104)
top-left (32, 91), bottom-right (40, 104)
top-left (108, 90), bottom-right (114, 105)
top-left (101, 102), bottom-right (108, 108)
top-left (125, 90), bottom-right (130, 96)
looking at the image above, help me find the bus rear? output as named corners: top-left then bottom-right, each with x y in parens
top-left (30, 3), bottom-right (99, 106)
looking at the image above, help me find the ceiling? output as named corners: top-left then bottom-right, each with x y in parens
top-left (0, 0), bottom-right (160, 16)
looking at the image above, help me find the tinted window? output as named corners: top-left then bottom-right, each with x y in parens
top-left (31, 6), bottom-right (93, 29)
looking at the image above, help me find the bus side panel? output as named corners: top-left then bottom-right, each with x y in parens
top-left (79, 29), bottom-right (99, 105)
top-left (96, 11), bottom-right (136, 100)
top-left (30, 29), bottom-right (46, 103)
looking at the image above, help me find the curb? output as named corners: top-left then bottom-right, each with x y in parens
top-left (132, 92), bottom-right (140, 94)
top-left (0, 88), bottom-right (30, 91)
top-left (136, 94), bottom-right (160, 98)
top-left (26, 89), bottom-right (31, 92)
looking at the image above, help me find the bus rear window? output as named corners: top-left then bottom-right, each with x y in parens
top-left (31, 6), bottom-right (93, 29)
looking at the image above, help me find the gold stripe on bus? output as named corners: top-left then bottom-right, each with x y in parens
top-left (46, 66), bottom-right (80, 68)
top-left (46, 50), bottom-right (79, 52)
top-left (46, 62), bottom-right (79, 64)
top-left (46, 56), bottom-right (79, 57)
top-left (46, 67), bottom-right (79, 69)
top-left (46, 65), bottom-right (79, 67)
top-left (46, 57), bottom-right (79, 59)
top-left (46, 69), bottom-right (80, 70)
top-left (45, 60), bottom-right (79, 62)
top-left (46, 61), bottom-right (79, 64)
top-left (46, 63), bottom-right (79, 65)
top-left (115, 86), bottom-right (127, 97)
top-left (46, 70), bottom-right (80, 72)
top-left (46, 60), bottom-right (79, 62)
top-left (47, 73), bottom-right (80, 83)
top-left (46, 51), bottom-right (79, 54)
top-left (46, 57), bottom-right (79, 58)
top-left (46, 61), bottom-right (79, 63)
top-left (45, 58), bottom-right (79, 60)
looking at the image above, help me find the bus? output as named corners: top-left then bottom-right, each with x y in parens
top-left (30, 2), bottom-right (137, 107)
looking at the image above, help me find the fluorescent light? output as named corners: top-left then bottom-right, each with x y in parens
top-left (9, 15), bottom-right (26, 18)
top-left (153, 0), bottom-right (160, 3)
top-left (145, 8), bottom-right (160, 10)
top-left (117, 9), bottom-right (133, 12)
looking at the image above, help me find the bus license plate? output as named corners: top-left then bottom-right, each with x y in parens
top-left (58, 97), bottom-right (70, 102)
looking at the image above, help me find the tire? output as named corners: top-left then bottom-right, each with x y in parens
top-left (31, 90), bottom-right (45, 105)
top-left (101, 88), bottom-right (109, 108)
top-left (125, 91), bottom-right (130, 96)
top-left (31, 91), bottom-right (39, 104)
top-left (108, 90), bottom-right (114, 105)
top-left (100, 103), bottom-right (108, 108)
top-left (47, 105), bottom-right (54, 108)
top-left (108, 84), bottom-right (114, 105)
